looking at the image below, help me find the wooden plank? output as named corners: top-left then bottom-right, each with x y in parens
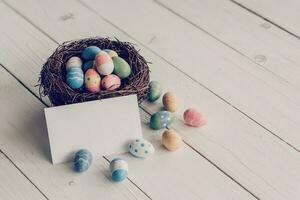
top-left (0, 152), bottom-right (47, 200)
top-left (232, 0), bottom-right (300, 38)
top-left (1, 0), bottom-right (300, 199)
top-left (78, 0), bottom-right (300, 151)
top-left (0, 2), bottom-right (256, 200)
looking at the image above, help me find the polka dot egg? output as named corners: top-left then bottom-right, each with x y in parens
top-left (128, 139), bottom-right (154, 158)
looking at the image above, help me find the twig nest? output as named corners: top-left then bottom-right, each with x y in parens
top-left (183, 108), bottom-right (206, 127)
top-left (162, 129), bottom-right (182, 151)
top-left (110, 158), bottom-right (128, 182)
top-left (73, 149), bottom-right (93, 173)
top-left (147, 81), bottom-right (162, 102)
top-left (150, 111), bottom-right (173, 130)
top-left (162, 92), bottom-right (179, 112)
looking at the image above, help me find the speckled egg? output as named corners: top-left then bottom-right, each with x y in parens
top-left (66, 56), bottom-right (82, 72)
top-left (162, 129), bottom-right (182, 151)
top-left (128, 139), bottom-right (154, 158)
top-left (66, 67), bottom-right (84, 89)
top-left (73, 149), bottom-right (93, 173)
top-left (148, 81), bottom-right (162, 102)
top-left (82, 60), bottom-right (95, 72)
top-left (110, 158), bottom-right (128, 182)
top-left (95, 51), bottom-right (114, 75)
top-left (104, 49), bottom-right (118, 58)
top-left (183, 108), bottom-right (206, 127)
top-left (101, 74), bottom-right (121, 91)
top-left (82, 46), bottom-right (101, 60)
top-left (85, 69), bottom-right (101, 93)
top-left (163, 92), bottom-right (179, 112)
top-left (150, 111), bottom-right (173, 130)
top-left (112, 57), bottom-right (131, 79)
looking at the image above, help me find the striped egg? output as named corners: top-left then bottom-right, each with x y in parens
top-left (101, 74), bottom-right (121, 90)
top-left (95, 51), bottom-right (114, 75)
top-left (85, 69), bottom-right (101, 93)
top-left (104, 49), bottom-right (118, 58)
top-left (82, 46), bottom-right (101, 60)
top-left (66, 56), bottom-right (82, 72)
top-left (110, 158), bottom-right (128, 182)
top-left (82, 60), bottom-right (95, 72)
top-left (66, 68), bottom-right (84, 89)
top-left (73, 149), bottom-right (93, 173)
top-left (128, 139), bottom-right (155, 158)
top-left (150, 111), bottom-right (173, 130)
top-left (162, 92), bottom-right (179, 112)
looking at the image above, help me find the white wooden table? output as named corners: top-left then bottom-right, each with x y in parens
top-left (0, 0), bottom-right (300, 199)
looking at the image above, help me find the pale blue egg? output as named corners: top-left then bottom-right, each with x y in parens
top-left (66, 68), bottom-right (84, 89)
top-left (82, 46), bottom-right (101, 60)
top-left (73, 149), bottom-right (92, 173)
top-left (110, 158), bottom-right (128, 182)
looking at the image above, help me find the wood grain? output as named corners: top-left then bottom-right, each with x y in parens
top-left (1, 0), bottom-right (300, 199)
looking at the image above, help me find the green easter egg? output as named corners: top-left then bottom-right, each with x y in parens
top-left (112, 57), bottom-right (131, 79)
top-left (150, 111), bottom-right (173, 130)
top-left (148, 81), bottom-right (162, 102)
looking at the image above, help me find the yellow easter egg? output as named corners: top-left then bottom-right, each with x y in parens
top-left (162, 92), bottom-right (178, 112)
top-left (162, 129), bottom-right (182, 151)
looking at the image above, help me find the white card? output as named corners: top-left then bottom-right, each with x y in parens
top-left (44, 95), bottom-right (142, 164)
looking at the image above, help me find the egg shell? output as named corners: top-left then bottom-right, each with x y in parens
top-left (150, 111), bottom-right (173, 130)
top-left (110, 158), bottom-right (128, 182)
top-left (101, 74), bottom-right (121, 90)
top-left (82, 46), bottom-right (101, 60)
top-left (66, 56), bottom-right (82, 71)
top-left (83, 60), bottom-right (95, 72)
top-left (162, 92), bottom-right (179, 112)
top-left (84, 69), bottom-right (101, 93)
top-left (104, 49), bottom-right (118, 58)
top-left (128, 139), bottom-right (155, 158)
top-left (162, 129), bottom-right (182, 151)
top-left (148, 81), bottom-right (162, 102)
top-left (95, 51), bottom-right (114, 75)
top-left (73, 149), bottom-right (93, 173)
top-left (183, 108), bottom-right (206, 127)
top-left (66, 68), bottom-right (84, 89)
top-left (112, 57), bottom-right (131, 79)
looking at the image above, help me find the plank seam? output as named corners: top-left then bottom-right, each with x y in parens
top-left (230, 0), bottom-right (300, 40)
top-left (0, 149), bottom-right (49, 200)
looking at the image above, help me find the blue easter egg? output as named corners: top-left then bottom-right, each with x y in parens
top-left (82, 60), bottom-right (95, 72)
top-left (150, 111), bottom-right (173, 130)
top-left (66, 68), bottom-right (84, 89)
top-left (110, 158), bottom-right (128, 182)
top-left (82, 46), bottom-right (101, 60)
top-left (73, 149), bottom-right (93, 173)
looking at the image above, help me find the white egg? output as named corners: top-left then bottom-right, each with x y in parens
top-left (128, 139), bottom-right (155, 158)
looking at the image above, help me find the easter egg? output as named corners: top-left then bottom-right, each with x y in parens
top-left (66, 68), bottom-right (84, 89)
top-left (148, 81), bottom-right (162, 102)
top-left (104, 49), bottom-right (118, 58)
top-left (112, 57), bottom-right (131, 79)
top-left (162, 92), bottom-right (178, 112)
top-left (110, 158), bottom-right (128, 182)
top-left (66, 56), bottom-right (82, 71)
top-left (183, 108), bottom-right (206, 127)
top-left (95, 51), bottom-right (114, 75)
top-left (85, 69), bottom-right (101, 93)
top-left (162, 129), bottom-right (182, 151)
top-left (150, 111), bottom-right (173, 130)
top-left (73, 149), bottom-right (93, 173)
top-left (82, 60), bottom-right (95, 72)
top-left (82, 46), bottom-right (101, 60)
top-left (101, 74), bottom-right (121, 90)
top-left (128, 139), bottom-right (155, 158)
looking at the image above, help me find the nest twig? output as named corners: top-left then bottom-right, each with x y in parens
top-left (39, 37), bottom-right (150, 106)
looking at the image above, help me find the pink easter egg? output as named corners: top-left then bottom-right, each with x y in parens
top-left (95, 51), bottom-right (114, 75)
top-left (101, 74), bottom-right (121, 90)
top-left (85, 69), bottom-right (101, 93)
top-left (183, 108), bottom-right (206, 127)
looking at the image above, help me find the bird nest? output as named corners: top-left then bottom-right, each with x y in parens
top-left (39, 37), bottom-right (150, 106)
